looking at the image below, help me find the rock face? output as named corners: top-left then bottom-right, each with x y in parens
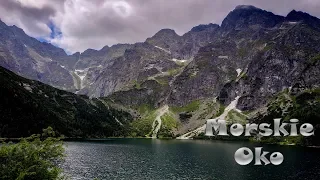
top-left (0, 21), bottom-right (76, 91)
top-left (221, 5), bottom-right (284, 31)
top-left (218, 19), bottom-right (320, 110)
top-left (0, 5), bottom-right (319, 139)
top-left (103, 5), bottom-right (320, 138)
top-left (0, 20), bottom-right (133, 93)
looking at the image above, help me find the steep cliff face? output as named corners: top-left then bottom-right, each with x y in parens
top-left (72, 44), bottom-right (133, 93)
top-left (82, 42), bottom-right (179, 97)
top-left (167, 6), bottom-right (320, 108)
top-left (108, 6), bottom-right (320, 138)
top-left (168, 40), bottom-right (248, 107)
top-left (0, 21), bottom-right (76, 91)
top-left (221, 5), bottom-right (284, 31)
top-left (218, 15), bottom-right (320, 111)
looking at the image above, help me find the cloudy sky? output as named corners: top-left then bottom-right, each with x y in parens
top-left (0, 0), bottom-right (319, 53)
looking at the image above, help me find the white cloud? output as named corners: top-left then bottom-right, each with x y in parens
top-left (0, 0), bottom-right (55, 37)
top-left (1, 0), bottom-right (320, 53)
top-left (110, 1), bottom-right (133, 18)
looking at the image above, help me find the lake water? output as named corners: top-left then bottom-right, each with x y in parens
top-left (62, 139), bottom-right (320, 180)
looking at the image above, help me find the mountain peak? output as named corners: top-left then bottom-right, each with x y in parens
top-left (286, 9), bottom-right (320, 30)
top-left (81, 48), bottom-right (99, 56)
top-left (221, 5), bottom-right (284, 30)
top-left (72, 52), bottom-right (80, 56)
top-left (147, 28), bottom-right (180, 44)
top-left (190, 23), bottom-right (219, 32)
top-left (100, 45), bottom-right (110, 52)
top-left (154, 28), bottom-right (178, 37)
top-left (287, 10), bottom-right (307, 19)
top-left (235, 5), bottom-right (259, 10)
top-left (286, 9), bottom-right (318, 21)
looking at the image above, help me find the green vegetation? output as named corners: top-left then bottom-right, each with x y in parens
top-left (174, 61), bottom-right (188, 67)
top-left (193, 132), bottom-right (210, 140)
top-left (238, 70), bottom-right (248, 80)
top-left (226, 109), bottom-right (247, 124)
top-left (290, 89), bottom-right (320, 124)
top-left (127, 80), bottom-right (141, 89)
top-left (135, 104), bottom-right (154, 114)
top-left (257, 88), bottom-right (320, 146)
top-left (161, 113), bottom-right (177, 129)
top-left (167, 68), bottom-right (181, 76)
top-left (216, 104), bottom-right (226, 117)
top-left (154, 76), bottom-right (169, 86)
top-left (170, 100), bottom-right (201, 113)
top-left (310, 53), bottom-right (320, 64)
top-left (0, 127), bottom-right (65, 180)
top-left (130, 104), bottom-right (157, 137)
top-left (133, 80), bottom-right (141, 89)
top-left (188, 70), bottom-right (198, 78)
top-left (267, 91), bottom-right (293, 117)
top-left (250, 136), bottom-right (303, 146)
top-left (263, 44), bottom-right (274, 51)
top-left (160, 113), bottom-right (179, 138)
top-left (158, 113), bottom-right (178, 138)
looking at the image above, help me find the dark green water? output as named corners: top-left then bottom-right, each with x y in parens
top-left (62, 139), bottom-right (320, 180)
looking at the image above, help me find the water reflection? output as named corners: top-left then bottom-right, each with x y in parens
top-left (62, 139), bottom-right (320, 180)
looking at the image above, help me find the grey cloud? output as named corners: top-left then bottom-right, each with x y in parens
top-left (0, 0), bottom-right (56, 21)
top-left (0, 0), bottom-right (320, 53)
top-left (0, 0), bottom-right (62, 37)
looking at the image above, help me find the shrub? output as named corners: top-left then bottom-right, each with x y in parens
top-left (0, 127), bottom-right (65, 180)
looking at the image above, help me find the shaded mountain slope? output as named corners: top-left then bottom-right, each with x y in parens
top-left (0, 66), bottom-right (133, 138)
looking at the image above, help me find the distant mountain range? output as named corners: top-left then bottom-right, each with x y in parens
top-left (0, 5), bottom-right (319, 144)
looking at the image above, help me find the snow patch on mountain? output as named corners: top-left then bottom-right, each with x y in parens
top-left (172, 58), bottom-right (187, 63)
top-left (218, 56), bottom-right (229, 59)
top-left (73, 65), bottom-right (104, 90)
top-left (288, 21), bottom-right (298, 24)
top-left (74, 69), bottom-right (88, 88)
top-left (155, 46), bottom-right (171, 54)
top-left (236, 68), bottom-right (242, 77)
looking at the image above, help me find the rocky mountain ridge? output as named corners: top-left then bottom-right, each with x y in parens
top-left (0, 5), bottom-right (319, 142)
top-left (105, 5), bottom-right (320, 140)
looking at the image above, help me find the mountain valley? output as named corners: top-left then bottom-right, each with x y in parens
top-left (0, 5), bottom-right (319, 145)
